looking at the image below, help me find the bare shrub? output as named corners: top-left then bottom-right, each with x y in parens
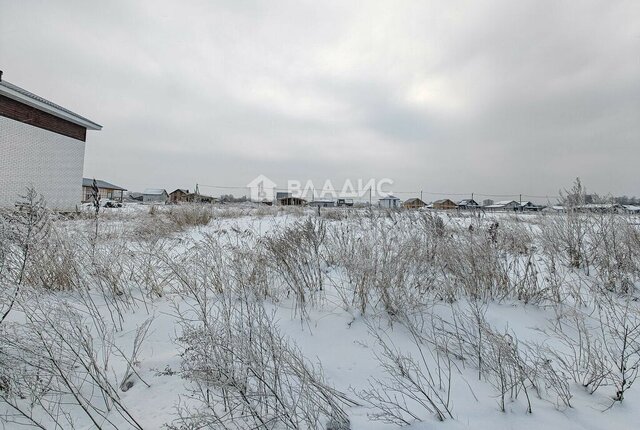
top-left (0, 216), bottom-right (10, 279)
top-left (324, 219), bottom-right (375, 314)
top-left (21, 225), bottom-right (83, 292)
top-left (172, 292), bottom-right (353, 429)
top-left (560, 178), bottom-right (591, 271)
top-left (429, 303), bottom-right (540, 413)
top-left (167, 204), bottom-right (214, 229)
top-left (481, 328), bottom-right (534, 413)
top-left (437, 226), bottom-right (511, 302)
top-left (325, 213), bottom-right (440, 316)
top-left (160, 226), bottom-right (274, 304)
top-left (0, 188), bottom-right (51, 325)
top-left (527, 349), bottom-right (574, 409)
top-left (596, 295), bottom-right (640, 404)
top-left (320, 208), bottom-right (349, 221)
top-left (130, 236), bottom-right (180, 298)
top-left (543, 309), bottom-right (610, 395)
top-left (588, 213), bottom-right (640, 294)
top-left (359, 321), bottom-right (454, 424)
top-left (117, 317), bottom-right (153, 392)
top-left (263, 217), bottom-right (327, 319)
top-left (221, 229), bottom-right (273, 300)
top-left (131, 214), bottom-right (175, 240)
top-left (0, 298), bottom-right (145, 429)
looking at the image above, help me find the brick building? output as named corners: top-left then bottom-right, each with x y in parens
top-left (0, 72), bottom-right (102, 210)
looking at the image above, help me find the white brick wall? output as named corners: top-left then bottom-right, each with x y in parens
top-left (0, 116), bottom-right (86, 211)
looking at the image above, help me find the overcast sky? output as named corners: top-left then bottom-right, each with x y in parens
top-left (1, 0), bottom-right (638, 201)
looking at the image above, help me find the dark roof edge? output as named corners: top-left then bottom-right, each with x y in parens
top-left (82, 178), bottom-right (126, 191)
top-left (0, 79), bottom-right (102, 130)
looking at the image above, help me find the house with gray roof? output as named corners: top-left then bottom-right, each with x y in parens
top-left (458, 198), bottom-right (480, 209)
top-left (379, 195), bottom-right (401, 208)
top-left (485, 200), bottom-right (520, 211)
top-left (519, 201), bottom-right (544, 211)
top-left (143, 189), bottom-right (169, 204)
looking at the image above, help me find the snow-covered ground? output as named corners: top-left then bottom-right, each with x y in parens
top-left (1, 203), bottom-right (639, 429)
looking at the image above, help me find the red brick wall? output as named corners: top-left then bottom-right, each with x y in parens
top-left (0, 94), bottom-right (86, 141)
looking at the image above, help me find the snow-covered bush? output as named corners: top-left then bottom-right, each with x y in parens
top-left (325, 212), bottom-right (440, 316)
top-left (359, 323), bottom-right (454, 424)
top-left (21, 226), bottom-right (84, 292)
top-left (0, 188), bottom-right (51, 324)
top-left (589, 213), bottom-right (640, 294)
top-left (173, 292), bottom-right (353, 429)
top-left (596, 295), bottom-right (640, 403)
top-left (263, 218), bottom-right (328, 319)
top-left (167, 204), bottom-right (214, 229)
top-left (429, 303), bottom-right (542, 413)
top-left (0, 298), bottom-right (147, 429)
top-left (1, 190), bottom-right (639, 428)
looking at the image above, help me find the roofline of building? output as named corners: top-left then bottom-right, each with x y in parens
top-left (82, 178), bottom-right (127, 191)
top-left (0, 80), bottom-right (102, 130)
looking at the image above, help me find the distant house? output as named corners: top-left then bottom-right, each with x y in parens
top-left (143, 188), bottom-right (169, 204)
top-left (457, 199), bottom-right (480, 210)
top-left (0, 71), bottom-right (102, 210)
top-left (544, 205), bottom-right (565, 213)
top-left (403, 198), bottom-right (426, 209)
top-left (309, 199), bottom-right (335, 208)
top-left (82, 178), bottom-right (126, 203)
top-left (336, 198), bottom-right (354, 207)
top-left (519, 201), bottom-right (544, 212)
top-left (278, 196), bottom-right (306, 206)
top-left (169, 189), bottom-right (190, 203)
top-left (483, 199), bottom-right (494, 207)
top-left (379, 195), bottom-right (401, 209)
top-left (276, 191), bottom-right (292, 201)
top-left (485, 200), bottom-right (520, 211)
top-left (432, 199), bottom-right (458, 210)
top-left (168, 189), bottom-right (216, 204)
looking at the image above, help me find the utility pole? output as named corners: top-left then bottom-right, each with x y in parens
top-left (519, 194), bottom-right (522, 212)
top-left (369, 188), bottom-right (372, 207)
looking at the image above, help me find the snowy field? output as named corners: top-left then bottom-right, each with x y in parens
top-left (1, 201), bottom-right (640, 429)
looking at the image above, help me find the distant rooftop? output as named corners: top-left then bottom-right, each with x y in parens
top-left (458, 199), bottom-right (479, 205)
top-left (143, 188), bottom-right (167, 195)
top-left (0, 73), bottom-right (102, 130)
top-left (433, 199), bottom-right (455, 204)
top-left (83, 178), bottom-right (126, 191)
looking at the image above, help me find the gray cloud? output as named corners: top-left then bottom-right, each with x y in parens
top-left (1, 0), bottom-right (638, 201)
